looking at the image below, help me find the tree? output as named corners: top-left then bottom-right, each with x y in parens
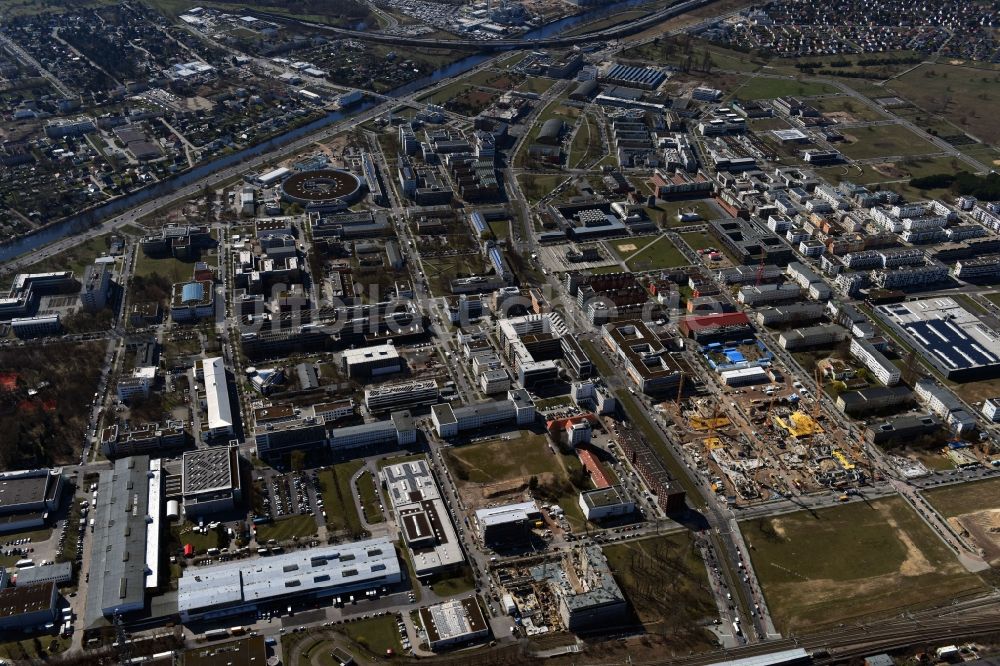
top-left (290, 450), bottom-right (306, 472)
top-left (528, 475), bottom-right (538, 491)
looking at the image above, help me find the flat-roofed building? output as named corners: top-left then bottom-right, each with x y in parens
top-left (579, 485), bottom-right (634, 521)
top-left (836, 386), bottom-right (913, 416)
top-left (475, 501), bottom-right (540, 547)
top-left (983, 397), bottom-right (1000, 422)
top-left (419, 598), bottom-right (490, 650)
top-left (13, 562), bottom-right (72, 587)
top-left (342, 343), bottom-right (403, 379)
top-left (327, 411), bottom-right (416, 451)
top-left (364, 379), bottom-right (438, 413)
top-left (601, 320), bottom-right (681, 395)
top-left (85, 456), bottom-right (162, 628)
top-left (202, 357), bottom-right (234, 439)
top-left (431, 389), bottom-right (535, 438)
top-left (0, 468), bottom-right (63, 533)
top-left (80, 261), bottom-right (112, 312)
top-left (100, 421), bottom-right (186, 459)
top-left (182, 446), bottom-right (242, 516)
top-left (381, 459), bottom-right (464, 576)
top-left (850, 337), bottom-right (901, 386)
top-left (183, 636), bottom-right (268, 666)
top-left (177, 537), bottom-right (401, 622)
top-left (0, 582), bottom-right (58, 631)
top-left (555, 545), bottom-right (626, 631)
top-left (170, 280), bottom-right (214, 322)
top-left (11, 315), bottom-right (61, 338)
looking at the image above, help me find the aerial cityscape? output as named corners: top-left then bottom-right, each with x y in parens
top-left (1, 0), bottom-right (1000, 664)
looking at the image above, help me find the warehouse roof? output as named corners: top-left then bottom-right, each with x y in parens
top-left (203, 357), bottom-right (234, 432)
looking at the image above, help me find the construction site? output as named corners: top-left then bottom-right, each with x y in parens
top-left (664, 346), bottom-right (868, 505)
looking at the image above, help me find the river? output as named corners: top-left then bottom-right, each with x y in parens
top-left (0, 0), bottom-right (660, 263)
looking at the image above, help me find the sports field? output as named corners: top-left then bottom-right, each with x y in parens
top-left (742, 497), bottom-right (983, 632)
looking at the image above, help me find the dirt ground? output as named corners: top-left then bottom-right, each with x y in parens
top-left (950, 510), bottom-right (1000, 566)
top-left (871, 162), bottom-right (907, 179)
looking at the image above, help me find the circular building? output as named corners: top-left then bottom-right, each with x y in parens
top-left (280, 169), bottom-right (365, 210)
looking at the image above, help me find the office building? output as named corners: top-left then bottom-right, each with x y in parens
top-left (117, 366), bottom-right (157, 402)
top-left (170, 281), bottom-right (214, 322)
top-left (755, 302), bottom-right (825, 326)
top-left (80, 261), bottom-right (112, 312)
top-left (850, 337), bottom-right (901, 386)
top-left (981, 398), bottom-right (1000, 422)
top-left (11, 315), bottom-right (60, 338)
top-left (602, 320), bottom-right (681, 394)
top-left (555, 546), bottom-right (627, 632)
top-left (184, 637), bottom-right (268, 666)
top-left (182, 446), bottom-right (242, 516)
top-left (475, 501), bottom-right (540, 547)
top-left (708, 218), bottom-right (793, 266)
top-left (13, 562), bottom-right (73, 587)
top-left (914, 379), bottom-right (977, 434)
top-left (866, 414), bottom-right (943, 446)
top-left (874, 297), bottom-right (1000, 381)
top-left (836, 386), bottom-right (913, 416)
top-left (364, 380), bottom-right (438, 413)
top-left (328, 411), bottom-right (417, 451)
top-left (431, 389), bottom-right (535, 438)
top-left (679, 312), bottom-right (754, 344)
top-left (579, 485), bottom-right (634, 521)
top-left (202, 357), bottom-right (234, 438)
top-left (177, 538), bottom-right (401, 622)
top-left (85, 456), bottom-right (162, 628)
top-left (419, 598), bottom-right (490, 651)
top-left (778, 324), bottom-right (848, 351)
top-left (737, 284), bottom-right (803, 307)
top-left (99, 422), bottom-right (185, 459)
top-left (342, 342), bottom-right (403, 379)
top-left (381, 459), bottom-right (464, 576)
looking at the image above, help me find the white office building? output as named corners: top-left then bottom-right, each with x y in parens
top-left (202, 357), bottom-right (234, 438)
top-left (850, 338), bottom-right (901, 386)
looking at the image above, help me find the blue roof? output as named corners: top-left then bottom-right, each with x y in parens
top-left (181, 282), bottom-right (204, 304)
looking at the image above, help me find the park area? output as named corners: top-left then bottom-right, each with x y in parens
top-left (609, 235), bottom-right (689, 272)
top-left (925, 478), bottom-right (1000, 566)
top-left (603, 533), bottom-right (717, 649)
top-left (742, 497), bottom-right (984, 633)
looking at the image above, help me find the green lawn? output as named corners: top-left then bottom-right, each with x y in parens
top-left (622, 36), bottom-right (764, 75)
top-left (488, 220), bottom-right (509, 241)
top-left (444, 431), bottom-right (574, 485)
top-left (533, 395), bottom-right (574, 411)
top-left (428, 564), bottom-right (476, 596)
top-left (645, 200), bottom-right (716, 229)
top-left (519, 76), bottom-right (557, 94)
top-left (608, 235), bottom-right (690, 272)
top-left (318, 461), bottom-right (365, 537)
top-left (395, 540), bottom-right (422, 600)
top-left (838, 123), bottom-right (941, 160)
top-left (356, 471), bottom-right (385, 524)
top-left (517, 173), bottom-right (566, 204)
top-left (986, 293), bottom-right (1000, 308)
top-left (604, 533), bottom-right (716, 644)
top-left (580, 338), bottom-right (615, 378)
top-left (341, 615), bottom-right (403, 657)
top-left (742, 497), bottom-right (984, 633)
top-left (255, 514), bottom-right (319, 543)
top-left (422, 254), bottom-right (484, 297)
top-left (732, 77), bottom-right (838, 101)
top-left (133, 251), bottom-right (201, 283)
top-left (569, 115), bottom-right (594, 169)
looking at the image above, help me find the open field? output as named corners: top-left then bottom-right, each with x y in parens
top-left (810, 96), bottom-right (885, 122)
top-left (838, 124), bottom-right (940, 160)
top-left (732, 77), bottom-right (838, 101)
top-left (622, 37), bottom-right (764, 74)
top-left (646, 199), bottom-right (717, 228)
top-left (564, 9), bottom-right (650, 37)
top-left (517, 173), bottom-right (567, 203)
top-left (422, 254), bottom-right (484, 297)
top-left (340, 615), bottom-right (403, 657)
top-left (742, 497), bottom-right (984, 633)
top-left (169, 523), bottom-right (222, 555)
top-left (569, 115), bottom-right (594, 168)
top-left (255, 514), bottom-right (319, 543)
top-left (816, 154), bottom-right (967, 199)
top-left (610, 235), bottom-right (689, 272)
top-left (318, 461), bottom-right (365, 537)
top-left (886, 63), bottom-right (1000, 146)
top-left (604, 532), bottom-right (716, 646)
top-left (987, 293), bottom-right (1000, 308)
top-left (519, 76), bottom-right (557, 95)
top-left (134, 251), bottom-right (200, 283)
top-left (925, 478), bottom-right (1000, 566)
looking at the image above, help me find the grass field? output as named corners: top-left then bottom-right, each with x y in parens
top-left (422, 254), bottom-right (484, 297)
top-left (742, 497), bottom-right (984, 632)
top-left (444, 431), bottom-right (575, 485)
top-left (318, 461), bottom-right (365, 537)
top-left (170, 523), bottom-right (222, 555)
top-left (987, 293), bottom-right (1000, 308)
top-left (133, 251), bottom-right (201, 283)
top-left (517, 173), bottom-right (567, 204)
top-left (644, 199), bottom-right (717, 229)
top-left (810, 96), bottom-right (885, 122)
top-left (356, 470), bottom-right (385, 524)
top-left (564, 9), bottom-right (650, 37)
top-left (815, 154), bottom-right (967, 200)
top-left (837, 123), bottom-right (941, 160)
top-left (622, 37), bottom-right (764, 74)
top-left (255, 514), bottom-right (319, 543)
top-left (924, 477), bottom-right (1000, 518)
top-left (428, 564), bottom-right (477, 596)
top-left (604, 533), bottom-right (716, 645)
top-left (610, 235), bottom-right (690, 272)
top-left (569, 116), bottom-right (594, 168)
top-left (341, 615), bottom-right (403, 656)
top-left (732, 77), bottom-right (838, 101)
top-left (886, 63), bottom-right (1000, 146)
top-left (519, 76), bottom-right (557, 95)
